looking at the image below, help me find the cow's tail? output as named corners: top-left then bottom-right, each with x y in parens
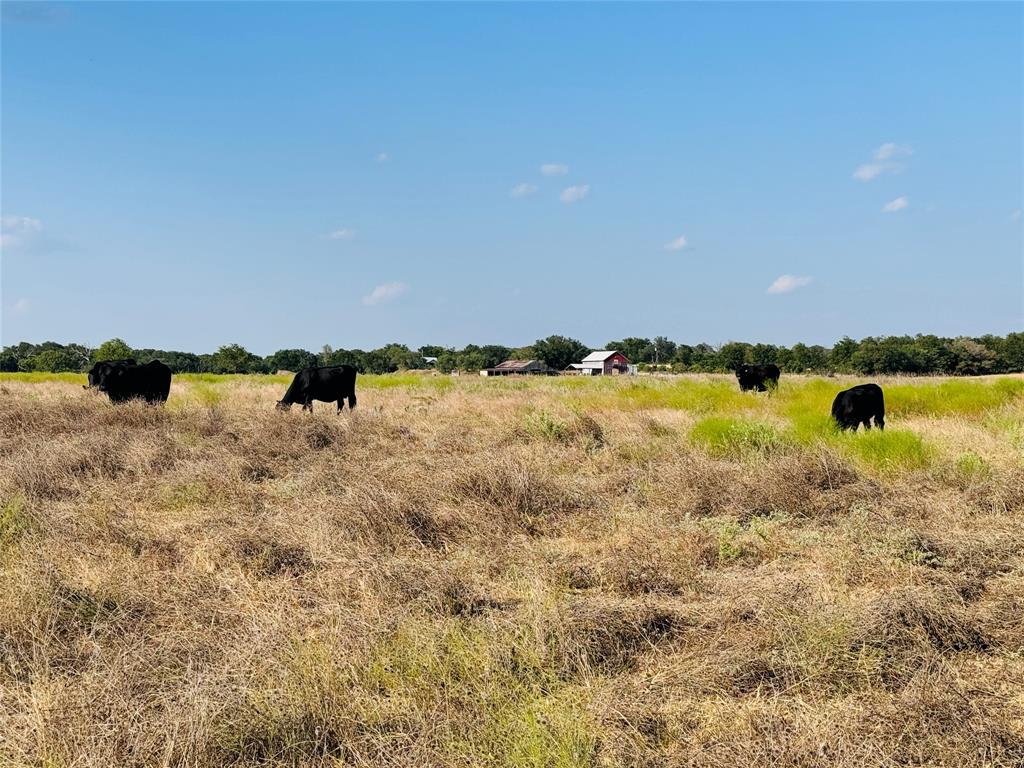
top-left (875, 393), bottom-right (885, 430)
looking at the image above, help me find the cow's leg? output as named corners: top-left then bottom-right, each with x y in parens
top-left (347, 392), bottom-right (357, 410)
top-left (862, 419), bottom-right (871, 431)
top-left (303, 398), bottom-right (313, 412)
top-left (337, 399), bottom-right (344, 413)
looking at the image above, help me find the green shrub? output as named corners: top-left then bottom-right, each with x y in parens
top-left (840, 429), bottom-right (931, 474)
top-left (522, 410), bottom-right (570, 443)
top-left (690, 417), bottom-right (787, 458)
top-left (953, 452), bottom-right (992, 483)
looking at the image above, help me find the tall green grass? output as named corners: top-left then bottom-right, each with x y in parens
top-left (884, 378), bottom-right (1024, 417)
top-left (361, 373), bottom-right (454, 391)
top-left (0, 371), bottom-right (87, 384)
top-left (837, 429), bottom-right (932, 474)
top-left (690, 417), bottom-right (788, 458)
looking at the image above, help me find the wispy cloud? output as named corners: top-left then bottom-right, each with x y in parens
top-left (510, 183), bottom-right (538, 198)
top-left (0, 215), bottom-right (42, 249)
top-left (11, 298), bottom-right (30, 315)
top-left (325, 228), bottom-right (355, 240)
top-left (362, 282), bottom-right (409, 306)
top-left (852, 142), bottom-right (912, 181)
top-left (882, 196), bottom-right (908, 213)
top-left (559, 184), bottom-right (589, 203)
top-left (663, 234), bottom-right (688, 251)
top-left (767, 275), bottom-right (813, 295)
top-left (852, 164), bottom-right (885, 182)
top-left (376, 152), bottom-right (390, 163)
top-left (541, 163), bottom-right (568, 177)
top-left (873, 143), bottom-right (911, 161)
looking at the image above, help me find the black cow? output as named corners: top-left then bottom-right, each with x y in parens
top-left (85, 358), bottom-right (136, 388)
top-left (93, 360), bottom-right (172, 404)
top-left (832, 383), bottom-right (885, 431)
top-left (277, 365), bottom-right (357, 413)
top-left (736, 364), bottom-right (781, 392)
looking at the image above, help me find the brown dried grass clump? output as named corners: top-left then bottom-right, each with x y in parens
top-left (852, 585), bottom-right (990, 686)
top-left (552, 597), bottom-right (688, 677)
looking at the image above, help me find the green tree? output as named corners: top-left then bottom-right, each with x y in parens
top-left (92, 338), bottom-right (134, 363)
top-left (750, 343), bottom-right (779, 366)
top-left (606, 337), bottom-right (655, 363)
top-left (133, 349), bottom-right (202, 372)
top-left (829, 337), bottom-right (859, 372)
top-left (717, 342), bottom-right (752, 371)
top-left (323, 348), bottom-right (367, 371)
top-left (266, 349), bottom-right (316, 373)
top-left (951, 338), bottom-right (998, 375)
top-left (378, 343), bottom-right (422, 371)
top-left (787, 343), bottom-right (828, 372)
top-left (532, 335), bottom-right (590, 371)
top-left (652, 336), bottom-right (676, 364)
top-left (28, 347), bottom-right (87, 372)
top-left (210, 344), bottom-right (263, 373)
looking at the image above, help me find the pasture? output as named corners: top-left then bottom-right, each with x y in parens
top-left (1, 372), bottom-right (1022, 767)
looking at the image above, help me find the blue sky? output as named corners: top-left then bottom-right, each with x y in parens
top-left (2, 1), bottom-right (1021, 353)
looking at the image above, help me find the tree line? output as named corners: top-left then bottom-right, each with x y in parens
top-left (2, 333), bottom-right (1022, 377)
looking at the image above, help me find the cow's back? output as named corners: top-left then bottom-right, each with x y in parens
top-left (311, 365), bottom-right (356, 398)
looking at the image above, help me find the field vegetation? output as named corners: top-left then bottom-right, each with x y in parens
top-left (1, 372), bottom-right (1022, 766)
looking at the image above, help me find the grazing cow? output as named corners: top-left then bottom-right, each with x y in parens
top-left (277, 365), bottom-right (357, 413)
top-left (86, 359), bottom-right (136, 389)
top-left (94, 360), bottom-right (172, 404)
top-left (832, 383), bottom-right (885, 431)
top-left (735, 364), bottom-right (781, 392)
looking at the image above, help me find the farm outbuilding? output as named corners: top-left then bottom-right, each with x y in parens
top-left (568, 350), bottom-right (634, 376)
top-left (480, 359), bottom-right (554, 377)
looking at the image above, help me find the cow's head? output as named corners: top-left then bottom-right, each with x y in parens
top-left (276, 400), bottom-right (292, 411)
top-left (734, 365), bottom-right (749, 379)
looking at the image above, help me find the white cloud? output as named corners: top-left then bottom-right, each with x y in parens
top-left (510, 183), bottom-right (538, 198)
top-left (767, 275), bottom-right (813, 295)
top-left (663, 235), bottom-right (688, 251)
top-left (326, 228), bottom-right (355, 240)
top-left (0, 215), bottom-right (42, 248)
top-left (852, 142), bottom-right (912, 181)
top-left (873, 142), bottom-right (912, 161)
top-left (362, 282), bottom-right (409, 306)
top-left (541, 163), bottom-right (568, 176)
top-left (559, 184), bottom-right (590, 203)
top-left (11, 298), bottom-right (30, 315)
top-left (852, 164), bottom-right (885, 182)
top-left (882, 196), bottom-right (908, 213)
top-left (376, 152), bottom-right (390, 163)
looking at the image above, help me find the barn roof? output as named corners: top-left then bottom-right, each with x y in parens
top-left (493, 359), bottom-right (542, 370)
top-left (581, 350), bottom-right (620, 363)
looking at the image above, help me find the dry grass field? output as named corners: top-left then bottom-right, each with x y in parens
top-left (1, 371), bottom-right (1022, 767)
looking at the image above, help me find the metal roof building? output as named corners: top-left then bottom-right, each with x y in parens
top-left (568, 350), bottom-right (634, 376)
top-left (480, 359), bottom-right (554, 377)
